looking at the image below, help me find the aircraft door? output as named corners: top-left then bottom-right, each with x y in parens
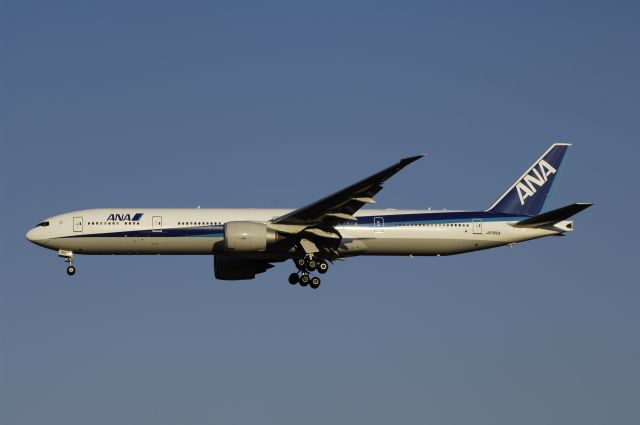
top-left (152, 216), bottom-right (163, 232)
top-left (73, 216), bottom-right (83, 232)
top-left (374, 217), bottom-right (384, 233)
top-left (472, 218), bottom-right (482, 235)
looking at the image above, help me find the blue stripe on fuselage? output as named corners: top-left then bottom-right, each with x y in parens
top-left (354, 211), bottom-right (525, 226)
top-left (61, 225), bottom-right (224, 238)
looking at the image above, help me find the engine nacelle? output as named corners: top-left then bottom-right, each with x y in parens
top-left (223, 221), bottom-right (278, 252)
top-left (213, 255), bottom-right (273, 280)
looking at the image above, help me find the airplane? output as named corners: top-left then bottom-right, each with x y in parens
top-left (26, 143), bottom-right (591, 289)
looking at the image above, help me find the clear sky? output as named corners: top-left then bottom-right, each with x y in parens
top-left (1, 1), bottom-right (639, 424)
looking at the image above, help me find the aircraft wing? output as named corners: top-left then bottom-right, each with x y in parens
top-left (272, 155), bottom-right (424, 227)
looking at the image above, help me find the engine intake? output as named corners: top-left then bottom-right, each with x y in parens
top-left (223, 221), bottom-right (279, 252)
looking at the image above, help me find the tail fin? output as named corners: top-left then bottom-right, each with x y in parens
top-left (487, 143), bottom-right (570, 216)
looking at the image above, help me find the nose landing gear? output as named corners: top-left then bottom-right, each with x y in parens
top-left (58, 250), bottom-right (76, 276)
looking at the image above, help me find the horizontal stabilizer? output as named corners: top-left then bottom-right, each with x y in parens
top-left (514, 203), bottom-right (593, 228)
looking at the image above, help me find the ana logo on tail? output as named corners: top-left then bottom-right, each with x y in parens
top-left (516, 159), bottom-right (557, 205)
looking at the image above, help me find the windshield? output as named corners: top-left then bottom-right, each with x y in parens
top-left (36, 221), bottom-right (49, 227)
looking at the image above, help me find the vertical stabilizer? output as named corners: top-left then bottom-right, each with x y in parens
top-left (487, 143), bottom-right (570, 216)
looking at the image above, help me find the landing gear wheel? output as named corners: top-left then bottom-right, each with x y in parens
top-left (295, 258), bottom-right (307, 270)
top-left (66, 265), bottom-right (76, 276)
top-left (288, 273), bottom-right (299, 285)
top-left (317, 260), bottom-right (328, 274)
top-left (306, 259), bottom-right (317, 271)
top-left (310, 276), bottom-right (321, 289)
top-left (299, 274), bottom-right (310, 287)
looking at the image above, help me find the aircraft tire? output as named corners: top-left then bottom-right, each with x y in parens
top-left (66, 265), bottom-right (76, 276)
top-left (317, 261), bottom-right (328, 274)
top-left (288, 273), bottom-right (299, 285)
top-left (306, 260), bottom-right (317, 271)
top-left (310, 277), bottom-right (321, 289)
top-left (299, 274), bottom-right (310, 286)
top-left (295, 258), bottom-right (306, 270)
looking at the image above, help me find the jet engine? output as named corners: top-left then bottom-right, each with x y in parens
top-left (223, 221), bottom-right (279, 252)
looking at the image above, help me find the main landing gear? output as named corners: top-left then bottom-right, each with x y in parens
top-left (58, 250), bottom-right (76, 276)
top-left (289, 256), bottom-right (328, 289)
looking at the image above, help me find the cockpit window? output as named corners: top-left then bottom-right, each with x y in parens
top-left (36, 221), bottom-right (49, 227)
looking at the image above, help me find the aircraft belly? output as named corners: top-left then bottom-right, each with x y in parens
top-left (345, 237), bottom-right (504, 256)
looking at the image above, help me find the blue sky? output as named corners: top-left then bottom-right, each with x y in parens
top-left (1, 1), bottom-right (639, 424)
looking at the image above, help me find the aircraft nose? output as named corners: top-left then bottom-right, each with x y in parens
top-left (26, 228), bottom-right (37, 242)
top-left (26, 227), bottom-right (50, 247)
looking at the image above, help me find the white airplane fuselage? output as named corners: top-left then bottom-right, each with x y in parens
top-left (26, 207), bottom-right (571, 258)
top-left (25, 144), bottom-right (590, 285)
